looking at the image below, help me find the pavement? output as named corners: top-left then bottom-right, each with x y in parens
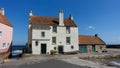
top-left (20, 59), bottom-right (90, 68)
top-left (0, 59), bottom-right (90, 68)
top-left (0, 48), bottom-right (119, 68)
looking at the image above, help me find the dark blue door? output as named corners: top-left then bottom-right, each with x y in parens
top-left (79, 45), bottom-right (87, 53)
top-left (41, 44), bottom-right (46, 54)
top-left (58, 46), bottom-right (63, 54)
top-left (92, 45), bottom-right (96, 52)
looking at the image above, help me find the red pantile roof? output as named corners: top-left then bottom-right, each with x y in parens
top-left (79, 35), bottom-right (106, 45)
top-left (29, 16), bottom-right (77, 27)
top-left (0, 14), bottom-right (13, 27)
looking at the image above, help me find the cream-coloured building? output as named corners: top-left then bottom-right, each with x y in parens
top-left (27, 10), bottom-right (79, 55)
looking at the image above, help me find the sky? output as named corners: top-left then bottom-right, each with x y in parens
top-left (0, 0), bottom-right (120, 45)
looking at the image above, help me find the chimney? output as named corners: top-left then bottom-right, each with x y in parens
top-left (59, 10), bottom-right (64, 26)
top-left (69, 14), bottom-right (73, 20)
top-left (29, 10), bottom-right (33, 16)
top-left (0, 8), bottom-right (4, 15)
top-left (95, 34), bottom-right (98, 37)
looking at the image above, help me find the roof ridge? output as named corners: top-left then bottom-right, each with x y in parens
top-left (79, 35), bottom-right (106, 45)
top-left (79, 35), bottom-right (94, 37)
top-left (30, 15), bottom-right (77, 27)
top-left (0, 14), bottom-right (13, 27)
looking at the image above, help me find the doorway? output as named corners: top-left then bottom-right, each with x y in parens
top-left (41, 44), bottom-right (46, 54)
top-left (58, 46), bottom-right (63, 54)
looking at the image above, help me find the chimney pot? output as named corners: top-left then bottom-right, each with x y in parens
top-left (95, 34), bottom-right (98, 37)
top-left (69, 14), bottom-right (73, 20)
top-left (29, 10), bottom-right (33, 16)
top-left (0, 8), bottom-right (4, 15)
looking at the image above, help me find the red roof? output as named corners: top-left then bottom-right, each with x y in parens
top-left (29, 16), bottom-right (77, 27)
top-left (0, 14), bottom-right (13, 27)
top-left (79, 35), bottom-right (106, 45)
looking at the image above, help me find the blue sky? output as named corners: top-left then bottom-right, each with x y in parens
top-left (0, 0), bottom-right (120, 45)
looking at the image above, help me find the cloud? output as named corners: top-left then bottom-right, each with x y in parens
top-left (87, 26), bottom-right (96, 30)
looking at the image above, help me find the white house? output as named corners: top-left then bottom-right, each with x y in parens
top-left (27, 10), bottom-right (78, 55)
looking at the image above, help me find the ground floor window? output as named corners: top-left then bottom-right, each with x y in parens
top-left (2, 43), bottom-right (6, 48)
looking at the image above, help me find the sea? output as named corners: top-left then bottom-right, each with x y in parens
top-left (12, 45), bottom-right (25, 51)
top-left (11, 45), bottom-right (25, 58)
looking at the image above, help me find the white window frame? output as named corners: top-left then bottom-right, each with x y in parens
top-left (2, 43), bottom-right (6, 49)
top-left (41, 32), bottom-right (45, 37)
top-left (53, 26), bottom-right (57, 33)
top-left (52, 37), bottom-right (56, 45)
top-left (66, 37), bottom-right (71, 44)
top-left (66, 27), bottom-right (70, 34)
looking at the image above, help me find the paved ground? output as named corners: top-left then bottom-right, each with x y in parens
top-left (19, 59), bottom-right (89, 68)
top-left (0, 48), bottom-right (119, 68)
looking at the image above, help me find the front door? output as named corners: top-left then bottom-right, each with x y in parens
top-left (92, 45), bottom-right (96, 52)
top-left (58, 46), bottom-right (63, 54)
top-left (41, 44), bottom-right (46, 54)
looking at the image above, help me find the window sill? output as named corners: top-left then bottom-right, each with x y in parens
top-left (52, 32), bottom-right (57, 33)
top-left (52, 43), bottom-right (56, 45)
top-left (66, 43), bottom-right (70, 45)
top-left (66, 33), bottom-right (70, 34)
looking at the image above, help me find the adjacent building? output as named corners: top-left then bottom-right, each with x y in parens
top-left (27, 10), bottom-right (79, 55)
top-left (0, 8), bottom-right (13, 54)
top-left (79, 34), bottom-right (106, 53)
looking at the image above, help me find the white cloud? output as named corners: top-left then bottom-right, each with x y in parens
top-left (87, 26), bottom-right (96, 30)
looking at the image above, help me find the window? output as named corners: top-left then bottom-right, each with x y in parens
top-left (41, 32), bottom-right (45, 37)
top-left (53, 26), bottom-right (57, 33)
top-left (0, 31), bottom-right (2, 38)
top-left (66, 37), bottom-right (70, 44)
top-left (2, 43), bottom-right (6, 48)
top-left (54, 47), bottom-right (56, 50)
top-left (7, 43), bottom-right (9, 47)
top-left (52, 37), bottom-right (56, 44)
top-left (35, 41), bottom-right (38, 46)
top-left (66, 27), bottom-right (70, 33)
top-left (71, 46), bottom-right (74, 49)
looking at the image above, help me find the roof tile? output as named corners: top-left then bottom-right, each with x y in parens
top-left (0, 14), bottom-right (13, 27)
top-left (29, 16), bottom-right (77, 27)
top-left (79, 35), bottom-right (106, 45)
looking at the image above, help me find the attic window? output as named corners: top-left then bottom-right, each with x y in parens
top-left (66, 27), bottom-right (70, 34)
top-left (41, 32), bottom-right (45, 37)
top-left (53, 26), bottom-right (57, 33)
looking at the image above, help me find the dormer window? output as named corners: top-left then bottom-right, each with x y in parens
top-left (0, 31), bottom-right (2, 38)
top-left (66, 27), bottom-right (70, 34)
top-left (53, 26), bottom-right (57, 33)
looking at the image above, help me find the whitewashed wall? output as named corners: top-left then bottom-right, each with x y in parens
top-left (31, 25), bottom-right (51, 54)
top-left (51, 26), bottom-right (79, 53)
top-left (30, 24), bottom-right (78, 54)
